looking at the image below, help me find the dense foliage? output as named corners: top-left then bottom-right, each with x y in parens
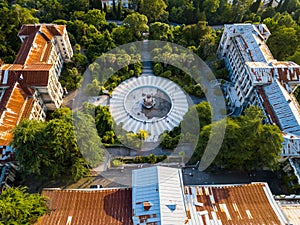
top-left (167, 0), bottom-right (300, 25)
top-left (115, 154), bottom-right (168, 164)
top-left (82, 103), bottom-right (149, 149)
top-left (11, 108), bottom-right (104, 181)
top-left (0, 187), bottom-right (47, 225)
top-left (191, 106), bottom-right (283, 171)
top-left (160, 102), bottom-right (211, 149)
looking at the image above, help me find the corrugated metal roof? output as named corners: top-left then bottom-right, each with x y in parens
top-left (0, 64), bottom-right (51, 86)
top-left (184, 183), bottom-right (288, 225)
top-left (280, 205), bottom-right (300, 225)
top-left (35, 188), bottom-right (133, 225)
top-left (15, 24), bottom-right (65, 65)
top-left (34, 167), bottom-right (290, 225)
top-left (225, 24), bottom-right (274, 63)
top-left (18, 24), bottom-right (65, 36)
top-left (0, 82), bottom-right (32, 146)
top-left (132, 166), bottom-right (187, 225)
top-left (263, 80), bottom-right (300, 135)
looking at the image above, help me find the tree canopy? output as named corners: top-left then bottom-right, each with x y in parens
top-left (138, 0), bottom-right (168, 22)
top-left (0, 187), bottom-right (47, 224)
top-left (191, 106), bottom-right (283, 171)
top-left (123, 12), bottom-right (149, 40)
top-left (12, 108), bottom-right (104, 181)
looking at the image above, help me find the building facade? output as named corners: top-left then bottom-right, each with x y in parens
top-left (218, 23), bottom-right (300, 182)
top-left (0, 24), bottom-right (73, 150)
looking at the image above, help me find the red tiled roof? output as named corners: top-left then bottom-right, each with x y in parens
top-left (184, 183), bottom-right (284, 225)
top-left (0, 82), bottom-right (33, 146)
top-left (35, 188), bottom-right (133, 225)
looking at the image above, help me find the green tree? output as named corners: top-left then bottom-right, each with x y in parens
top-left (112, 26), bottom-right (134, 45)
top-left (195, 102), bottom-right (212, 128)
top-left (148, 154), bottom-right (156, 164)
top-left (267, 27), bottom-right (298, 60)
top-left (11, 120), bottom-right (47, 176)
top-left (0, 3), bottom-right (38, 62)
top-left (277, 0), bottom-right (300, 13)
top-left (117, 0), bottom-right (122, 19)
top-left (85, 79), bottom-right (102, 96)
top-left (73, 111), bottom-right (104, 168)
top-left (123, 12), bottom-right (148, 40)
top-left (137, 130), bottom-right (148, 140)
top-left (71, 53), bottom-right (88, 72)
top-left (11, 108), bottom-right (103, 181)
top-left (149, 22), bottom-right (173, 41)
top-left (139, 0), bottom-right (168, 22)
top-left (59, 67), bottom-right (83, 90)
top-left (232, 0), bottom-right (253, 22)
top-left (249, 0), bottom-right (261, 13)
top-left (84, 9), bottom-right (107, 30)
top-left (95, 106), bottom-right (114, 137)
top-left (191, 106), bottom-right (283, 171)
top-left (287, 47), bottom-right (300, 65)
top-left (0, 187), bottom-right (47, 225)
top-left (203, 0), bottom-right (220, 13)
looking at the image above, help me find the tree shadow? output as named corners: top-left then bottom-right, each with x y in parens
top-left (103, 188), bottom-right (133, 225)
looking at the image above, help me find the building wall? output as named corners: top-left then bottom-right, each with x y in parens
top-left (29, 91), bottom-right (47, 121)
top-left (218, 23), bottom-right (300, 158)
top-left (55, 28), bottom-right (73, 62)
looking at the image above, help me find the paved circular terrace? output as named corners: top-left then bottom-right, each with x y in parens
top-left (110, 76), bottom-right (189, 142)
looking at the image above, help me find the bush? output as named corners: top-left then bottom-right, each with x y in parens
top-left (112, 159), bottom-right (123, 167)
top-left (115, 154), bottom-right (168, 164)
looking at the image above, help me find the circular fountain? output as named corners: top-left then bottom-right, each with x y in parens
top-left (110, 76), bottom-right (189, 142)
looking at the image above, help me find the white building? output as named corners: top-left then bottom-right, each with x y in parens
top-left (218, 23), bottom-right (300, 183)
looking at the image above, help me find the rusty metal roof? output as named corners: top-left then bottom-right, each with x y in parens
top-left (0, 24), bottom-right (68, 148)
top-left (34, 167), bottom-right (291, 225)
top-left (263, 80), bottom-right (300, 135)
top-left (18, 24), bottom-right (65, 36)
top-left (15, 24), bottom-right (65, 65)
top-left (0, 64), bottom-right (51, 86)
top-left (0, 82), bottom-right (32, 146)
top-left (280, 205), bottom-right (300, 225)
top-left (184, 183), bottom-right (288, 225)
top-left (275, 194), bottom-right (300, 225)
top-left (35, 188), bottom-right (133, 225)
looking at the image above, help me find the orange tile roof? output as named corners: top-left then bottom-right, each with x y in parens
top-left (35, 188), bottom-right (133, 225)
top-left (184, 183), bottom-right (285, 225)
top-left (0, 82), bottom-right (33, 146)
top-left (15, 24), bottom-right (65, 65)
top-left (0, 64), bottom-right (52, 86)
top-left (18, 24), bottom-right (65, 36)
top-left (1, 64), bottom-right (52, 71)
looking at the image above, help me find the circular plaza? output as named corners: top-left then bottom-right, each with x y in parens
top-left (109, 75), bottom-right (189, 142)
